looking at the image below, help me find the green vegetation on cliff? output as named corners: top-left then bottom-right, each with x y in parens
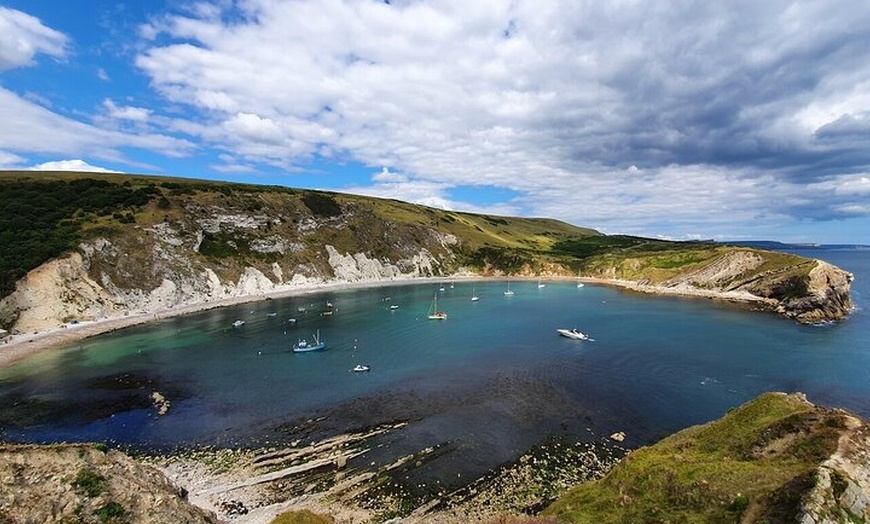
top-left (0, 171), bottom-right (851, 326)
top-left (544, 393), bottom-right (847, 524)
top-left (0, 176), bottom-right (159, 298)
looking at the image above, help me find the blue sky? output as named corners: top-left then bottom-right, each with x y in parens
top-left (1, 1), bottom-right (869, 244)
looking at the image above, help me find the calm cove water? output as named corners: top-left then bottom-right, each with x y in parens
top-left (1, 248), bottom-right (868, 482)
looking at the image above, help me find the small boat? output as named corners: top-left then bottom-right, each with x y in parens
top-left (287, 318), bottom-right (297, 323)
top-left (537, 280), bottom-right (545, 288)
top-left (389, 304), bottom-right (399, 310)
top-left (266, 312), bottom-right (277, 317)
top-left (232, 320), bottom-right (245, 328)
top-left (352, 364), bottom-right (370, 373)
top-left (471, 286), bottom-right (480, 301)
top-left (577, 282), bottom-right (585, 288)
top-left (557, 328), bottom-right (589, 340)
top-left (427, 293), bottom-right (447, 320)
top-left (504, 281), bottom-right (514, 296)
top-left (293, 330), bottom-right (326, 352)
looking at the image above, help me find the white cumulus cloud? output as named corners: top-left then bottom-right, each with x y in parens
top-left (0, 6), bottom-right (67, 71)
top-left (30, 159), bottom-right (119, 173)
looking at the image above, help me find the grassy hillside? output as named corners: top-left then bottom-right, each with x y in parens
top-left (544, 393), bottom-right (848, 524)
top-left (0, 170), bottom-right (851, 327)
top-left (0, 170), bottom-right (602, 300)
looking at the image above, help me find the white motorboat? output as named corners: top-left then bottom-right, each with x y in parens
top-left (232, 320), bottom-right (245, 328)
top-left (352, 364), bottom-right (370, 372)
top-left (557, 328), bottom-right (589, 340)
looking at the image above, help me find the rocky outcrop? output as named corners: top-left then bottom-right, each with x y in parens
top-left (0, 443), bottom-right (216, 523)
top-left (800, 413), bottom-right (870, 523)
top-left (776, 260), bottom-right (854, 324)
top-left (582, 249), bottom-right (853, 325)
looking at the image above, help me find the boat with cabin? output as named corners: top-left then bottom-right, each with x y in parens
top-left (293, 330), bottom-right (326, 352)
top-left (557, 328), bottom-right (589, 340)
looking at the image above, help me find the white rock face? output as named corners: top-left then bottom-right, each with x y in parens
top-left (233, 268), bottom-right (276, 297)
top-left (0, 253), bottom-right (116, 332)
top-left (1, 234), bottom-right (453, 333)
top-left (197, 213), bottom-right (271, 232)
top-left (326, 245), bottom-right (401, 281)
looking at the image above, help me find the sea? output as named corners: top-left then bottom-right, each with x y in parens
top-left (0, 248), bottom-right (867, 484)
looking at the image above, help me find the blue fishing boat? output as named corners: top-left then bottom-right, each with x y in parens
top-left (293, 330), bottom-right (326, 352)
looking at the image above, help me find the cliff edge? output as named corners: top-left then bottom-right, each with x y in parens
top-left (545, 392), bottom-right (870, 524)
top-left (0, 443), bottom-right (216, 523)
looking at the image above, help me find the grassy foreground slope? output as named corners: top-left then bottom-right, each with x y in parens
top-left (544, 392), bottom-right (864, 524)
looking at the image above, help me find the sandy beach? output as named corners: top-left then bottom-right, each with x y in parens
top-left (0, 275), bottom-right (773, 371)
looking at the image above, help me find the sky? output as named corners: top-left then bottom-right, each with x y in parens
top-left (1, 1), bottom-right (869, 244)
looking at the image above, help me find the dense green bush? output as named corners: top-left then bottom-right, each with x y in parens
top-left (95, 501), bottom-right (126, 523)
top-left (0, 178), bottom-right (158, 299)
top-left (71, 468), bottom-right (107, 497)
top-left (269, 509), bottom-right (334, 524)
top-left (466, 246), bottom-right (531, 273)
top-left (302, 192), bottom-right (342, 218)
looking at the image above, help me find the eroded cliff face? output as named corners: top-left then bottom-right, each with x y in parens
top-left (0, 197), bottom-right (457, 334)
top-left (0, 241), bottom-right (445, 334)
top-left (670, 251), bottom-right (854, 323)
top-left (581, 249), bottom-right (854, 324)
top-left (775, 261), bottom-right (854, 324)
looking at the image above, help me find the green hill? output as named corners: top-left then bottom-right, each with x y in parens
top-left (0, 171), bottom-right (853, 332)
top-left (545, 392), bottom-right (866, 524)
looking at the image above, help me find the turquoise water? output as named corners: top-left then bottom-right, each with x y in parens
top-left (1, 249), bottom-right (868, 480)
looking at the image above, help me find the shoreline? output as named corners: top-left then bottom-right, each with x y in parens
top-left (0, 275), bottom-right (775, 371)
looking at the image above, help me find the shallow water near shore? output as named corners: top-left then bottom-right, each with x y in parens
top-left (1, 249), bottom-right (868, 484)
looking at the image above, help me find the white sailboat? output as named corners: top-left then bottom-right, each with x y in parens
top-left (504, 281), bottom-right (514, 296)
top-left (471, 286), bottom-right (480, 301)
top-left (427, 293), bottom-right (447, 320)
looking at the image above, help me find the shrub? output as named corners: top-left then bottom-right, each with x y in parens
top-left (95, 501), bottom-right (126, 523)
top-left (71, 468), bottom-right (107, 497)
top-left (269, 509), bottom-right (334, 524)
top-left (302, 193), bottom-right (342, 218)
